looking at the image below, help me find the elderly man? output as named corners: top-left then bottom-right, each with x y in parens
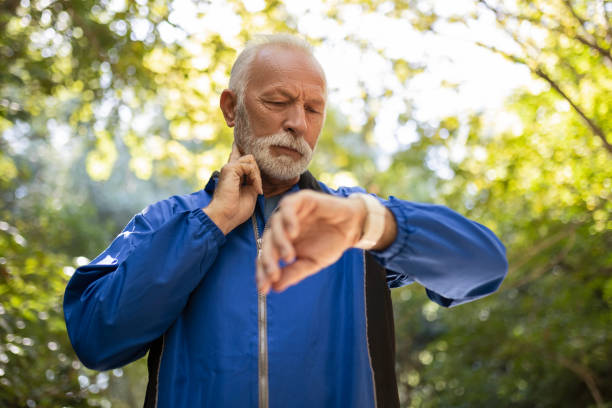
top-left (64, 35), bottom-right (507, 408)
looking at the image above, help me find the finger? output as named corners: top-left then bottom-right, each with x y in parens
top-left (233, 162), bottom-right (257, 184)
top-left (233, 158), bottom-right (262, 195)
top-left (229, 142), bottom-right (241, 162)
top-left (260, 229), bottom-right (282, 286)
top-left (277, 196), bottom-right (301, 239)
top-left (237, 154), bottom-right (255, 164)
top-left (241, 156), bottom-right (263, 195)
top-left (271, 258), bottom-right (319, 293)
top-left (245, 164), bottom-right (263, 195)
top-left (270, 213), bottom-right (295, 262)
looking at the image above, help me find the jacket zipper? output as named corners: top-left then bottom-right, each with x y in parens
top-left (252, 214), bottom-right (269, 408)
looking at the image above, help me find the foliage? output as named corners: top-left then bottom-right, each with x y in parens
top-left (1, 0), bottom-right (610, 407)
top-left (0, 173), bottom-right (115, 406)
top-left (377, 1), bottom-right (612, 406)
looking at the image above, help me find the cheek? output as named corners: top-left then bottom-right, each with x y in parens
top-left (305, 125), bottom-right (322, 149)
top-left (251, 106), bottom-right (282, 133)
top-left (305, 118), bottom-right (323, 149)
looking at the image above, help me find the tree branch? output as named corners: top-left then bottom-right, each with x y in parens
top-left (477, 0), bottom-right (499, 17)
top-left (474, 40), bottom-right (612, 155)
top-left (563, 0), bottom-right (588, 29)
top-left (573, 33), bottom-right (612, 65)
top-left (474, 41), bottom-right (526, 64)
top-left (561, 0), bottom-right (612, 65)
top-left (557, 356), bottom-right (605, 408)
top-left (534, 67), bottom-right (612, 154)
top-left (603, 0), bottom-right (612, 42)
top-left (556, 1), bottom-right (612, 65)
top-left (480, 0), bottom-right (612, 65)
top-left (506, 224), bottom-right (578, 276)
top-left (508, 231), bottom-right (576, 289)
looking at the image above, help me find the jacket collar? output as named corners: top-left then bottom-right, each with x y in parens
top-left (204, 170), bottom-right (323, 194)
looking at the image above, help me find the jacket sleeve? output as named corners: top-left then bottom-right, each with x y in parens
top-left (369, 195), bottom-right (508, 307)
top-left (63, 204), bottom-right (226, 370)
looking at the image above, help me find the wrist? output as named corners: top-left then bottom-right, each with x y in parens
top-left (347, 196), bottom-right (368, 245)
top-left (203, 204), bottom-right (233, 235)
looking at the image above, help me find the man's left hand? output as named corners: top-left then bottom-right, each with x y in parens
top-left (257, 190), bottom-right (368, 294)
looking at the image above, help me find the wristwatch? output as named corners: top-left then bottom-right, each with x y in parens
top-left (348, 193), bottom-right (386, 250)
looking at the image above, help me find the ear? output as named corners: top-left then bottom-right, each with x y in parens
top-left (220, 89), bottom-right (238, 127)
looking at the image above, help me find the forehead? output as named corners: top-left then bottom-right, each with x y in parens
top-left (247, 45), bottom-right (326, 99)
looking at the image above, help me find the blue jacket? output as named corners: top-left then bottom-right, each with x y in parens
top-left (63, 171), bottom-right (507, 407)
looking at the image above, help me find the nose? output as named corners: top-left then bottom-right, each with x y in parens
top-left (283, 104), bottom-right (307, 137)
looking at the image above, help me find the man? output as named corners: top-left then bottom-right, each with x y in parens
top-left (64, 34), bottom-right (508, 408)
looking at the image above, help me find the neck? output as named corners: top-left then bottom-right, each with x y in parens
top-left (261, 172), bottom-right (299, 197)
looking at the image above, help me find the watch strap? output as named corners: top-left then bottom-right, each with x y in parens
top-left (349, 193), bottom-right (386, 249)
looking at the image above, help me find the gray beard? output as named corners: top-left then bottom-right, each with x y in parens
top-left (234, 101), bottom-right (316, 180)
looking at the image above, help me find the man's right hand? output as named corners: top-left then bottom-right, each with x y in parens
top-left (204, 143), bottom-right (263, 235)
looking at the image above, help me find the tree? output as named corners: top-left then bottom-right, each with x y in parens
top-left (473, 0), bottom-right (611, 154)
top-left (382, 1), bottom-right (612, 406)
top-left (1, 0), bottom-right (610, 406)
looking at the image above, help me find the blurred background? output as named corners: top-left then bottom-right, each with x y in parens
top-left (0, 0), bottom-right (611, 406)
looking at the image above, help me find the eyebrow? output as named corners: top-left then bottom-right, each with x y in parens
top-left (262, 87), bottom-right (325, 106)
top-left (261, 88), bottom-right (296, 99)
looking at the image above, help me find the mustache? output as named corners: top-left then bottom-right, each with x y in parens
top-left (258, 131), bottom-right (312, 156)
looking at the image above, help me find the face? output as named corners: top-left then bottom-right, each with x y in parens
top-left (233, 45), bottom-right (327, 180)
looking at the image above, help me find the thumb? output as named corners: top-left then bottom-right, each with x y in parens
top-left (229, 142), bottom-right (242, 162)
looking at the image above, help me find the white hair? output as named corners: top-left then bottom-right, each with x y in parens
top-left (228, 34), bottom-right (326, 102)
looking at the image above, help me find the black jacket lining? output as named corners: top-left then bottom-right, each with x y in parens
top-left (143, 335), bottom-right (164, 408)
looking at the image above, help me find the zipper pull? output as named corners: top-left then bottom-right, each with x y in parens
top-left (256, 238), bottom-right (263, 256)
